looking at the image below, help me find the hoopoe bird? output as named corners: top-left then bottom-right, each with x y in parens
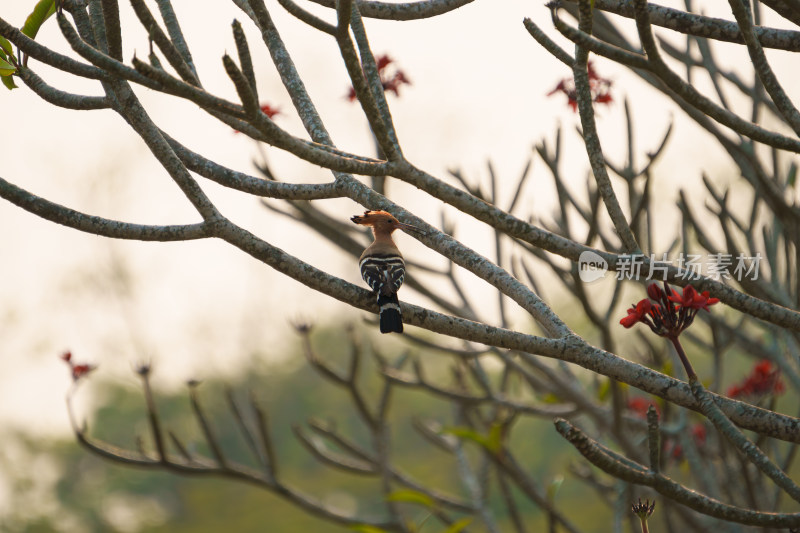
top-left (351, 210), bottom-right (423, 333)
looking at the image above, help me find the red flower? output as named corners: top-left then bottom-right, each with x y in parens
top-left (727, 360), bottom-right (785, 400)
top-left (375, 55), bottom-right (393, 70)
top-left (346, 53), bottom-right (411, 102)
top-left (547, 61), bottom-right (613, 112)
top-left (567, 97), bottom-right (578, 112)
top-left (60, 351), bottom-right (96, 382)
top-left (668, 285), bottom-right (719, 311)
top-left (620, 299), bottom-right (651, 328)
top-left (689, 290), bottom-right (719, 311)
top-left (71, 364), bottom-right (96, 381)
top-left (594, 93), bottom-right (614, 105)
top-left (692, 423), bottom-right (707, 447)
top-left (587, 61), bottom-right (601, 80)
top-left (627, 396), bottom-right (660, 418)
top-left (384, 70), bottom-right (411, 97)
top-left (233, 102), bottom-right (280, 134)
top-left (667, 284), bottom-right (696, 307)
top-left (547, 80), bottom-right (566, 95)
top-left (621, 282), bottom-right (719, 338)
top-left (667, 423), bottom-right (707, 460)
top-left (647, 283), bottom-right (664, 301)
top-left (259, 103), bottom-right (280, 119)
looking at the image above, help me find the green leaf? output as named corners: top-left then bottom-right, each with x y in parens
top-left (0, 36), bottom-right (13, 56)
top-left (546, 475), bottom-right (564, 501)
top-left (541, 392), bottom-right (562, 404)
top-left (0, 46), bottom-right (12, 65)
top-left (787, 162), bottom-right (797, 189)
top-left (486, 422), bottom-right (504, 454)
top-left (349, 526), bottom-right (389, 533)
top-left (0, 56), bottom-right (16, 77)
top-left (385, 489), bottom-right (435, 509)
top-left (441, 426), bottom-right (490, 449)
top-left (2, 75), bottom-right (17, 90)
top-left (596, 378), bottom-right (610, 402)
top-left (442, 424), bottom-right (504, 454)
top-left (22, 0), bottom-right (57, 40)
top-left (442, 517), bottom-right (472, 533)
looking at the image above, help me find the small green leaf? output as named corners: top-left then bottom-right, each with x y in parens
top-left (541, 392), bottom-right (562, 404)
top-left (442, 517), bottom-right (472, 533)
top-left (2, 75), bottom-right (17, 90)
top-left (486, 422), bottom-right (504, 454)
top-left (0, 36), bottom-right (13, 56)
top-left (349, 525), bottom-right (388, 533)
top-left (22, 0), bottom-right (57, 40)
top-left (546, 475), bottom-right (564, 501)
top-left (0, 56), bottom-right (16, 76)
top-left (441, 426), bottom-right (490, 449)
top-left (596, 378), bottom-right (611, 402)
top-left (385, 489), bottom-right (435, 509)
top-left (442, 425), bottom-right (504, 454)
top-left (787, 162), bottom-right (797, 188)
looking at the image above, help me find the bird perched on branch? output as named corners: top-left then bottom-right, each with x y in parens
top-left (351, 210), bottom-right (424, 333)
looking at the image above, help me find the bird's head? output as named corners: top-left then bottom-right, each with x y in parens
top-left (350, 210), bottom-right (425, 236)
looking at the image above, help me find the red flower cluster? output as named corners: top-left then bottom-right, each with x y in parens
top-left (347, 54), bottom-right (411, 102)
top-left (620, 282), bottom-right (719, 338)
top-left (259, 103), bottom-right (280, 119)
top-left (627, 396), bottom-right (660, 418)
top-left (547, 61), bottom-right (613, 112)
top-left (727, 360), bottom-right (785, 400)
top-left (60, 351), bottom-right (96, 381)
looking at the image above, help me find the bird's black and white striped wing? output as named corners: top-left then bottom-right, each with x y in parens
top-left (359, 254), bottom-right (405, 295)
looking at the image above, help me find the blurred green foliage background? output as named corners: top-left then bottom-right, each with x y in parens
top-left (0, 327), bottom-right (609, 533)
top-left (4, 325), bottom-right (797, 532)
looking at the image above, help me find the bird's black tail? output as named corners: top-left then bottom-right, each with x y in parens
top-left (377, 293), bottom-right (403, 333)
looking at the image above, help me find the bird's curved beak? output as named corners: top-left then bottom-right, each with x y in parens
top-left (397, 222), bottom-right (427, 236)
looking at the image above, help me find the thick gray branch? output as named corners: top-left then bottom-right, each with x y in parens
top-left (0, 176), bottom-right (209, 241)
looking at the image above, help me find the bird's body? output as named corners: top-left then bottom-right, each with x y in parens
top-left (359, 250), bottom-right (406, 333)
top-left (351, 210), bottom-right (422, 333)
